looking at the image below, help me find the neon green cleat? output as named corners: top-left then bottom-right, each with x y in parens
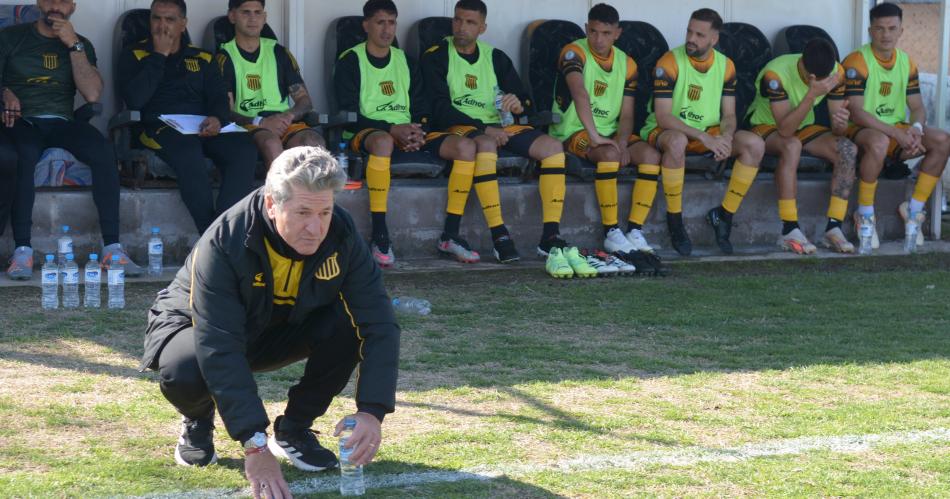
top-left (563, 247), bottom-right (597, 278)
top-left (545, 247), bottom-right (574, 279)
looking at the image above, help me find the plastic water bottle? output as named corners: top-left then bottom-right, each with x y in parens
top-left (148, 227), bottom-right (163, 277)
top-left (904, 219), bottom-right (918, 254)
top-left (339, 417), bottom-right (365, 496)
top-left (41, 254), bottom-right (59, 310)
top-left (337, 142), bottom-right (349, 174)
top-left (57, 225), bottom-right (73, 267)
top-left (61, 253), bottom-right (80, 308)
top-left (392, 296), bottom-right (431, 316)
top-left (108, 254), bottom-right (125, 309)
top-left (858, 216), bottom-right (873, 255)
top-left (85, 253), bottom-right (101, 309)
top-left (494, 85), bottom-right (514, 127)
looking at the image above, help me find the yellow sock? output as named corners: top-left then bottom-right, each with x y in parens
top-left (365, 155), bottom-right (391, 213)
top-left (662, 166), bottom-right (685, 214)
top-left (446, 160), bottom-right (475, 215)
top-left (858, 180), bottom-right (878, 208)
top-left (474, 152), bottom-right (503, 228)
top-left (779, 199), bottom-right (798, 222)
top-left (721, 161), bottom-right (759, 213)
top-left (629, 164), bottom-right (660, 226)
top-left (827, 196), bottom-right (848, 221)
top-left (912, 172), bottom-right (939, 203)
top-left (539, 153), bottom-right (566, 223)
top-left (594, 161), bottom-right (620, 226)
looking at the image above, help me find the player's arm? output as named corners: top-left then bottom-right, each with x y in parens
top-left (826, 73), bottom-right (849, 136)
top-left (494, 50), bottom-right (528, 116)
top-left (906, 62), bottom-right (926, 127)
top-left (766, 73), bottom-right (815, 138)
top-left (70, 37), bottom-right (103, 103)
top-left (281, 48), bottom-right (313, 122)
top-left (718, 60), bottom-right (738, 139)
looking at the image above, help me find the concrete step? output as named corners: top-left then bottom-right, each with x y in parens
top-left (0, 175), bottom-right (925, 265)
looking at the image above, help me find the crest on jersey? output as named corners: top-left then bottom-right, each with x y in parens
top-left (879, 81), bottom-right (892, 97)
top-left (315, 253), bottom-right (341, 281)
top-left (246, 74), bottom-right (262, 91)
top-left (688, 84), bottom-right (703, 101)
top-left (380, 80), bottom-right (396, 96)
top-left (593, 80), bottom-right (608, 97)
top-left (185, 58), bottom-right (200, 72)
top-left (42, 53), bottom-right (58, 70)
top-left (465, 74), bottom-right (478, 90)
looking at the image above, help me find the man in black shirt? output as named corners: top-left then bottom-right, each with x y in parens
top-left (117, 0), bottom-right (257, 234)
top-left (2, 0), bottom-right (141, 280)
top-left (218, 0), bottom-right (324, 169)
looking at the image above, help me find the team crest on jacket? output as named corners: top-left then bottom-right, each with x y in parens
top-left (315, 253), bottom-right (341, 281)
top-left (688, 84), bottom-right (703, 101)
top-left (465, 74), bottom-right (478, 90)
top-left (253, 273), bottom-right (266, 287)
top-left (593, 80), bottom-right (608, 97)
top-left (185, 58), bottom-right (201, 72)
top-left (42, 53), bottom-right (58, 70)
top-left (879, 81), bottom-right (892, 97)
top-left (380, 80), bottom-right (396, 96)
top-left (246, 74), bottom-right (262, 91)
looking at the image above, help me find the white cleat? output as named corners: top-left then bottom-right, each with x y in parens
top-left (624, 228), bottom-right (654, 253)
top-left (821, 226), bottom-right (855, 254)
top-left (778, 228), bottom-right (817, 255)
top-left (604, 227), bottom-right (636, 254)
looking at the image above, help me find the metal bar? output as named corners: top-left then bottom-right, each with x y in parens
top-left (286, 0), bottom-right (306, 79)
top-left (932, 0), bottom-right (949, 240)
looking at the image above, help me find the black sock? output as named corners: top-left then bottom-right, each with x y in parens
top-left (443, 214), bottom-right (462, 237)
top-left (603, 224), bottom-right (619, 237)
top-left (371, 213), bottom-right (388, 240)
top-left (490, 224), bottom-right (509, 241)
top-left (782, 221), bottom-right (800, 236)
top-left (825, 218), bottom-right (842, 232)
top-left (541, 222), bottom-right (559, 241)
top-left (719, 207), bottom-right (734, 225)
top-left (627, 221), bottom-right (642, 232)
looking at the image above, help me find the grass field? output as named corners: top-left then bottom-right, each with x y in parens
top-left (1, 253), bottom-right (949, 498)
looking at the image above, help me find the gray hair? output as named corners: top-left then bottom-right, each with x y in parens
top-left (264, 146), bottom-right (347, 206)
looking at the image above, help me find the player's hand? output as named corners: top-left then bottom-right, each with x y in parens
top-left (152, 27), bottom-right (177, 56)
top-left (261, 114), bottom-right (291, 136)
top-left (831, 100), bottom-right (850, 131)
top-left (49, 18), bottom-right (79, 47)
top-left (391, 123), bottom-right (424, 151)
top-left (245, 450), bottom-right (292, 499)
top-left (2, 88), bottom-right (21, 128)
top-left (906, 125), bottom-right (926, 156)
top-left (700, 133), bottom-right (731, 161)
top-left (588, 131), bottom-right (619, 153)
top-left (334, 412), bottom-right (382, 466)
top-left (485, 126), bottom-right (511, 147)
top-left (199, 117), bottom-right (221, 137)
top-left (500, 94), bottom-right (524, 115)
top-left (806, 72), bottom-right (841, 98)
top-left (613, 138), bottom-right (631, 166)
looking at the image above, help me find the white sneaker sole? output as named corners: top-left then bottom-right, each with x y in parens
top-left (174, 445), bottom-right (218, 467)
top-left (268, 436), bottom-right (333, 472)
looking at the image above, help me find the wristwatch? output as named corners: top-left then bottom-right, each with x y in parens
top-left (69, 41), bottom-right (85, 53)
top-left (243, 432), bottom-right (268, 454)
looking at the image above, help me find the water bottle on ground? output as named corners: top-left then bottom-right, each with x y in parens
top-left (61, 253), bottom-right (80, 308)
top-left (494, 85), bottom-right (514, 127)
top-left (858, 216), bottom-right (873, 255)
top-left (57, 225), bottom-right (73, 267)
top-left (85, 253), bottom-right (101, 309)
top-left (339, 417), bottom-right (366, 496)
top-left (148, 227), bottom-right (164, 277)
top-left (904, 220), bottom-right (918, 254)
top-left (337, 142), bottom-right (350, 174)
top-left (108, 254), bottom-right (125, 309)
top-left (41, 254), bottom-right (59, 310)
top-left (392, 296), bottom-right (431, 316)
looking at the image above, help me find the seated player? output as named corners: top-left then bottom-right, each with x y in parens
top-left (639, 8), bottom-right (765, 255)
top-left (746, 39), bottom-right (857, 255)
top-left (219, 0), bottom-right (325, 169)
top-left (843, 2), bottom-right (950, 252)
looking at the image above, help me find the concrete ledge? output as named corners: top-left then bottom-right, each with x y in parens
top-left (0, 175), bottom-right (921, 264)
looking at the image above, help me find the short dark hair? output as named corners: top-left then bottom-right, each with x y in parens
top-left (229, 0), bottom-right (264, 11)
top-left (801, 38), bottom-right (837, 77)
top-left (455, 0), bottom-right (487, 17)
top-left (870, 2), bottom-right (902, 22)
top-left (151, 0), bottom-right (186, 17)
top-left (690, 8), bottom-right (722, 31)
top-left (363, 0), bottom-right (397, 20)
top-left (588, 3), bottom-right (619, 25)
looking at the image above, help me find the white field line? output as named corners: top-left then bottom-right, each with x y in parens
top-left (133, 427), bottom-right (950, 499)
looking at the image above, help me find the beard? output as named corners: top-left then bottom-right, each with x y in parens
top-left (42, 11), bottom-right (69, 27)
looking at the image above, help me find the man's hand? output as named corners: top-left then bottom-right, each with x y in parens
top-left (261, 113), bottom-right (292, 137)
top-left (500, 94), bottom-right (524, 115)
top-left (613, 138), bottom-right (631, 166)
top-left (334, 412), bottom-right (382, 467)
top-left (484, 126), bottom-right (511, 147)
top-left (2, 88), bottom-right (21, 128)
top-left (245, 450), bottom-right (292, 499)
top-left (831, 100), bottom-right (850, 131)
top-left (587, 131), bottom-right (619, 154)
top-left (806, 73), bottom-right (841, 99)
top-left (152, 27), bottom-right (177, 56)
top-left (390, 123), bottom-right (425, 152)
top-left (699, 133), bottom-right (731, 161)
top-left (49, 18), bottom-right (79, 47)
top-left (905, 125), bottom-right (926, 156)
top-left (199, 116), bottom-right (222, 137)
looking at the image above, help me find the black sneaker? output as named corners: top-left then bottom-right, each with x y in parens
top-left (705, 207), bottom-right (734, 255)
top-left (666, 213), bottom-right (693, 256)
top-left (175, 415), bottom-right (218, 467)
top-left (537, 235), bottom-right (568, 257)
top-left (618, 250), bottom-right (671, 277)
top-left (492, 235), bottom-right (521, 263)
top-left (268, 415), bottom-right (339, 472)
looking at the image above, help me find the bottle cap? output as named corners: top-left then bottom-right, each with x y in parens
top-left (112, 254), bottom-right (120, 262)
top-left (66, 253), bottom-right (74, 261)
top-left (46, 254), bottom-right (54, 262)
top-left (152, 227), bottom-right (160, 234)
top-left (62, 225), bottom-right (70, 232)
top-left (343, 416), bottom-right (357, 429)
top-left (89, 253), bottom-right (98, 261)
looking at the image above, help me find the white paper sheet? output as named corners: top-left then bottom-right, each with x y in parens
top-left (158, 114), bottom-right (246, 135)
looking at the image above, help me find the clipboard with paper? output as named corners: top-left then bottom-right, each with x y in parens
top-left (159, 114), bottom-right (247, 135)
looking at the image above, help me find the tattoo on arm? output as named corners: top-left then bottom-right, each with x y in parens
top-left (288, 83), bottom-right (313, 121)
top-left (832, 138), bottom-right (857, 198)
